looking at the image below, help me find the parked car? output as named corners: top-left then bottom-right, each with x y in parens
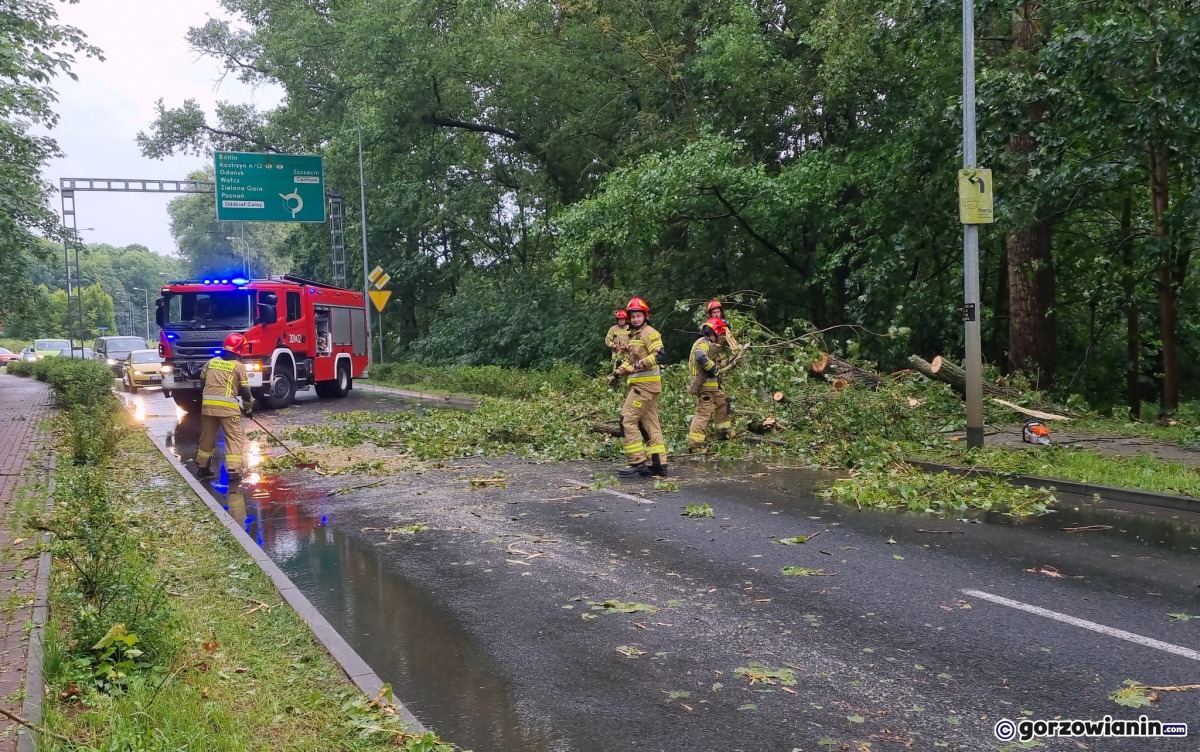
top-left (0, 348), bottom-right (18, 364)
top-left (123, 350), bottom-right (164, 393)
top-left (95, 335), bottom-right (148, 376)
top-left (30, 339), bottom-right (70, 360)
top-left (58, 346), bottom-right (94, 359)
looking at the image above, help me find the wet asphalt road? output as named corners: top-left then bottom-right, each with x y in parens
top-left (125, 386), bottom-right (1200, 752)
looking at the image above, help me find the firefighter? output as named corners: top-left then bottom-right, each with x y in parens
top-left (195, 333), bottom-right (254, 480)
top-left (687, 316), bottom-right (733, 453)
top-left (605, 309), bottom-right (631, 367)
top-left (705, 299), bottom-right (741, 353)
top-left (615, 297), bottom-right (668, 477)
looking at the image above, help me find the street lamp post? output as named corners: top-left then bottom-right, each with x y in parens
top-left (226, 234), bottom-right (250, 278)
top-left (131, 287), bottom-right (150, 341)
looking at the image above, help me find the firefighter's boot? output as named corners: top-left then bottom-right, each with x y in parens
top-left (650, 454), bottom-right (669, 477)
top-left (619, 462), bottom-right (651, 478)
top-left (717, 429), bottom-right (730, 441)
top-left (196, 466), bottom-right (214, 480)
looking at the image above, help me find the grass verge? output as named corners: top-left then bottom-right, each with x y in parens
top-left (916, 445), bottom-right (1200, 498)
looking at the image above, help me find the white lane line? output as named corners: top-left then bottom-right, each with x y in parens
top-left (962, 589), bottom-right (1200, 662)
top-left (564, 479), bottom-right (655, 505)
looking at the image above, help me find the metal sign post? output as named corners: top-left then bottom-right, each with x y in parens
top-left (962, 0), bottom-right (985, 448)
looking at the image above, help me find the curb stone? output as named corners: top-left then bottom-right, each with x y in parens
top-left (144, 430), bottom-right (427, 732)
top-left (16, 457), bottom-right (53, 752)
top-left (904, 459), bottom-right (1200, 514)
top-left (355, 382), bottom-right (479, 410)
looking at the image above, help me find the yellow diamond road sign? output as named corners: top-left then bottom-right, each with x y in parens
top-left (374, 272), bottom-right (391, 289)
top-left (958, 168), bottom-right (994, 224)
top-left (368, 290), bottom-right (392, 312)
top-left (368, 265), bottom-right (385, 284)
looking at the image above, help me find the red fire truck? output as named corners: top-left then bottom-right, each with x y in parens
top-left (155, 275), bottom-right (369, 412)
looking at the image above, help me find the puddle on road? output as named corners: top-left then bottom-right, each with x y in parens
top-left (135, 395), bottom-right (559, 752)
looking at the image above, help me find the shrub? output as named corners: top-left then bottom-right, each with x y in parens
top-left (41, 357), bottom-right (116, 407)
top-left (4, 360), bottom-right (34, 377)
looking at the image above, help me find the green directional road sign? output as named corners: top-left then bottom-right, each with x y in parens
top-left (214, 152), bottom-right (327, 223)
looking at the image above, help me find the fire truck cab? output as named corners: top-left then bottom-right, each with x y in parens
top-left (156, 275), bottom-right (369, 413)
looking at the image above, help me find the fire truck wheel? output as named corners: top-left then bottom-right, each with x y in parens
top-left (261, 364), bottom-right (297, 409)
top-left (172, 391), bottom-right (202, 414)
top-left (316, 363), bottom-right (352, 399)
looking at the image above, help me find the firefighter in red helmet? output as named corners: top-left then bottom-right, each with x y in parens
top-left (195, 332), bottom-right (254, 480)
top-left (705, 299), bottom-right (741, 354)
top-left (615, 297), bottom-right (668, 477)
top-left (687, 316), bottom-right (734, 453)
top-left (605, 309), bottom-right (631, 369)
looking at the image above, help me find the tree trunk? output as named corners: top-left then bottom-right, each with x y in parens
top-left (1149, 143), bottom-right (1179, 413)
top-left (990, 235), bottom-right (1009, 370)
top-left (1005, 2), bottom-right (1056, 388)
top-left (1120, 194), bottom-right (1140, 418)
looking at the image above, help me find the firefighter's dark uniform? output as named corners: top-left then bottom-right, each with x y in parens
top-left (196, 355), bottom-right (251, 474)
top-left (688, 336), bottom-right (731, 452)
top-left (621, 324), bottom-right (665, 466)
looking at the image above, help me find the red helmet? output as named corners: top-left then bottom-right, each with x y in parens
top-left (706, 300), bottom-right (724, 314)
top-left (704, 316), bottom-right (728, 336)
top-left (625, 297), bottom-right (650, 316)
top-left (223, 333), bottom-right (248, 353)
top-left (615, 309), bottom-right (628, 321)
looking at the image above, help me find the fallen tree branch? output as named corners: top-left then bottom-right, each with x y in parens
top-left (0, 705), bottom-right (72, 743)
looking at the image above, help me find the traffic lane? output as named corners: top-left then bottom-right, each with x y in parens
top-left (613, 470), bottom-right (1200, 732)
top-left (313, 464), bottom-right (993, 752)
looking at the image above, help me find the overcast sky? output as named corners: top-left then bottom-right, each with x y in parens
top-left (44, 0), bottom-right (281, 257)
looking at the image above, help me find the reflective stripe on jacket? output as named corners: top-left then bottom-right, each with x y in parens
top-left (201, 356), bottom-right (249, 417)
top-left (625, 324), bottom-right (664, 392)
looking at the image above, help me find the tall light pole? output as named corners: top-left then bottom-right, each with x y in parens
top-left (131, 287), bottom-right (150, 341)
top-left (358, 119), bottom-right (373, 368)
top-left (961, 0), bottom-right (984, 448)
top-left (226, 234), bottom-right (250, 277)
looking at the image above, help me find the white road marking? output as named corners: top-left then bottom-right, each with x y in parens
top-left (962, 589), bottom-right (1200, 662)
top-left (564, 479), bottom-right (655, 505)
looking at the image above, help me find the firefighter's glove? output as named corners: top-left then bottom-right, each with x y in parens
top-left (242, 405), bottom-right (253, 418)
top-left (618, 362), bottom-right (636, 375)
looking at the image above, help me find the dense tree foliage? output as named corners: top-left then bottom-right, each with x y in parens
top-left (138, 0), bottom-right (1200, 414)
top-left (9, 241), bottom-right (183, 339)
top-left (0, 0), bottom-right (99, 330)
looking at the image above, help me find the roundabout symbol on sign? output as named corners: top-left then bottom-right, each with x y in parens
top-left (279, 191), bottom-right (304, 218)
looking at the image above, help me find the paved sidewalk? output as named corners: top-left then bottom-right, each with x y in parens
top-left (0, 375), bottom-right (52, 750)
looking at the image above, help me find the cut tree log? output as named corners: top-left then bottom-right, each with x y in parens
top-left (772, 391), bottom-right (787, 404)
top-left (811, 352), bottom-right (885, 389)
top-left (909, 355), bottom-right (1066, 413)
top-left (589, 422), bottom-right (623, 437)
top-left (909, 355), bottom-right (1006, 397)
top-left (747, 416), bottom-right (785, 434)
